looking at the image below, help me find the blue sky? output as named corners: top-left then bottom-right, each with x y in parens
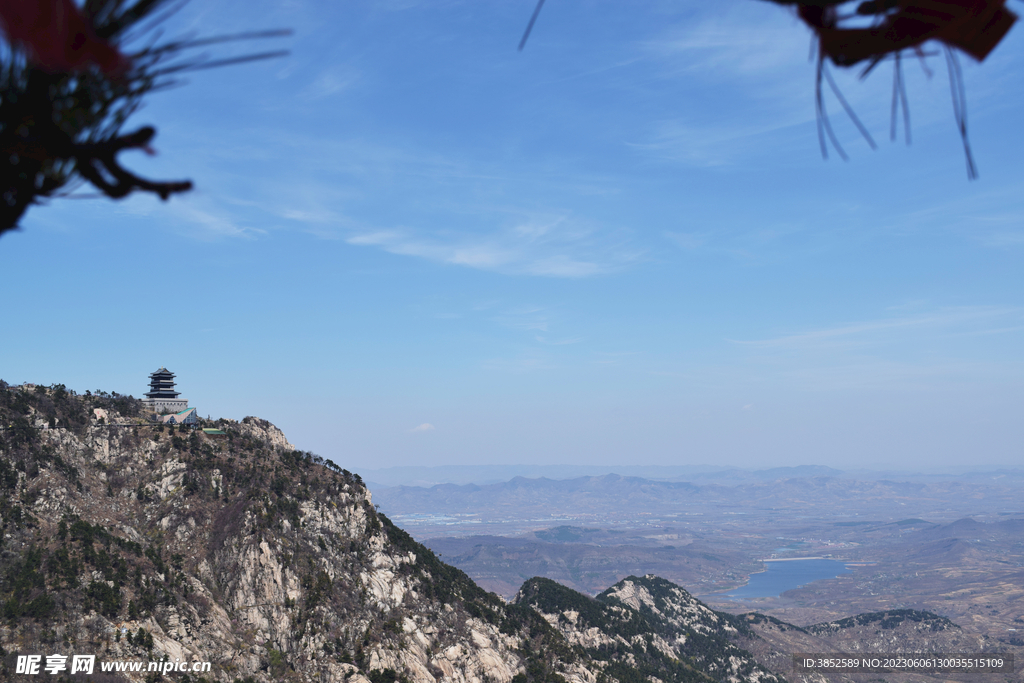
top-left (2, 0), bottom-right (1023, 471)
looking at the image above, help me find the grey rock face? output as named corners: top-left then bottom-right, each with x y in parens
top-left (0, 385), bottom-right (586, 683)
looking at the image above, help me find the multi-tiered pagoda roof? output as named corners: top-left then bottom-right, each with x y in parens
top-left (145, 367), bottom-right (181, 399)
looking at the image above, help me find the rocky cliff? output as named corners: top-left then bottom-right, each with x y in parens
top-left (0, 383), bottom-right (587, 683)
top-left (513, 575), bottom-right (782, 683)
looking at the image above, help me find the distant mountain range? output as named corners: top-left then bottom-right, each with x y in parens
top-left (360, 463), bottom-right (1024, 489)
top-left (372, 472), bottom-right (1024, 535)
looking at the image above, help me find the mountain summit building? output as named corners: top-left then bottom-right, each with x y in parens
top-left (142, 367), bottom-right (188, 413)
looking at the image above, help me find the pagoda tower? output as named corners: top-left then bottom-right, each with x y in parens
top-left (141, 367), bottom-right (188, 413)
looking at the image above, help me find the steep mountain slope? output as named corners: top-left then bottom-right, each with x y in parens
top-left (0, 383), bottom-right (589, 683)
top-left (513, 574), bottom-right (783, 683)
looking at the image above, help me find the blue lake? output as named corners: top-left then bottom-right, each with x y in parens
top-left (723, 559), bottom-right (852, 599)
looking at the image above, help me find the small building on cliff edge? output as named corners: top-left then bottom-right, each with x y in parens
top-left (141, 367), bottom-right (188, 414)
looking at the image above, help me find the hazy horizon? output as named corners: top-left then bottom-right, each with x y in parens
top-left (356, 462), bottom-right (1024, 488)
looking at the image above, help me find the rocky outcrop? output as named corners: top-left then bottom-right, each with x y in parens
top-left (514, 575), bottom-right (784, 683)
top-left (0, 384), bottom-right (584, 683)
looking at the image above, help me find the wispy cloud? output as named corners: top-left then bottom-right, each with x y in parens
top-left (779, 355), bottom-right (1024, 392)
top-left (410, 423), bottom-right (435, 432)
top-left (732, 306), bottom-right (1023, 351)
top-left (302, 65), bottom-right (361, 100)
top-left (630, 116), bottom-right (810, 168)
top-left (346, 217), bottom-right (639, 277)
top-left (633, 3), bottom-right (909, 168)
top-left (715, 306), bottom-right (1024, 392)
top-left (135, 107), bottom-right (647, 274)
top-left (491, 306), bottom-right (552, 332)
top-left (644, 5), bottom-right (809, 81)
top-left (165, 122), bottom-right (646, 276)
top-left (166, 199), bottom-right (267, 241)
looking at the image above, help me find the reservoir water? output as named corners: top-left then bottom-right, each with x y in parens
top-left (723, 559), bottom-right (852, 599)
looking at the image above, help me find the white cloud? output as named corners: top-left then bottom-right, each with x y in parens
top-left (302, 65), bottom-right (360, 100)
top-left (731, 306), bottom-right (1023, 351)
top-left (410, 423), bottom-right (435, 432)
top-left (345, 218), bottom-right (639, 278)
top-left (167, 200), bottom-right (266, 241)
top-left (646, 8), bottom-right (809, 80)
top-left (630, 116), bottom-right (810, 168)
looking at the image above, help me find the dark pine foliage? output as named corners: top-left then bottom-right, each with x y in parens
top-left (808, 608), bottom-right (958, 633)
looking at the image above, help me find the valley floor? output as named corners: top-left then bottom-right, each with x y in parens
top-left (374, 475), bottom-right (1024, 671)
